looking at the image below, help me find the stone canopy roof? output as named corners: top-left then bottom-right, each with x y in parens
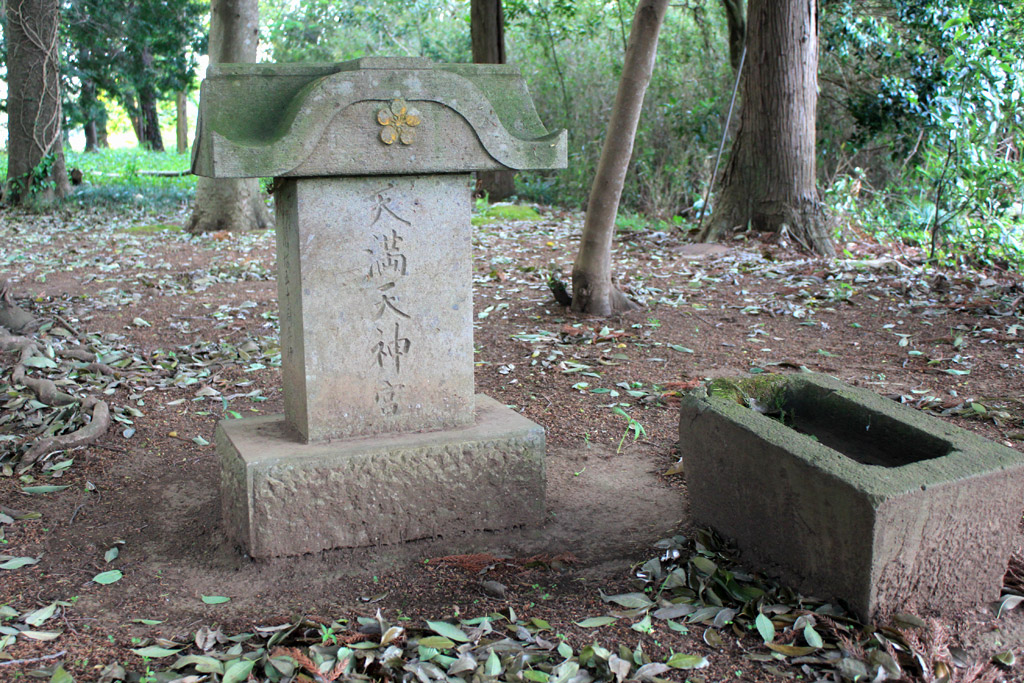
top-left (191, 57), bottom-right (568, 178)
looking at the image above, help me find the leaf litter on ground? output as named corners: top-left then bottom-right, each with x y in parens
top-left (3, 205), bottom-right (1024, 681)
top-left (2, 531), bottom-right (1012, 683)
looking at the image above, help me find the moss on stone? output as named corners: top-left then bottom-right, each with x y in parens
top-left (706, 374), bottom-right (789, 407)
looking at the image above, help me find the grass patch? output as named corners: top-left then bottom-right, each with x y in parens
top-left (66, 148), bottom-right (194, 208)
top-left (471, 202), bottom-right (542, 226)
top-left (1, 147), bottom-right (197, 208)
top-left (124, 223), bottom-right (184, 234)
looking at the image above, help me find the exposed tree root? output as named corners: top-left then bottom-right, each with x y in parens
top-left (21, 396), bottom-right (110, 466)
top-left (3, 331), bottom-right (78, 406)
top-left (0, 279), bottom-right (39, 334)
top-left (0, 284), bottom-right (112, 468)
top-left (570, 271), bottom-right (641, 316)
top-left (56, 348), bottom-right (121, 377)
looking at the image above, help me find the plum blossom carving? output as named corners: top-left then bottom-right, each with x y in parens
top-left (376, 98), bottom-right (421, 145)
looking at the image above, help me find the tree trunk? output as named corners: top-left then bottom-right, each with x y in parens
top-left (188, 0), bottom-right (273, 234)
top-left (137, 47), bottom-right (165, 151)
top-left (84, 120), bottom-right (98, 152)
top-left (3, 0), bottom-right (71, 205)
top-left (84, 98), bottom-right (110, 151)
top-left (471, 0), bottom-right (515, 201)
top-left (176, 91), bottom-right (189, 154)
top-left (81, 75), bottom-right (100, 152)
top-left (97, 111), bottom-right (110, 148)
top-left (139, 91), bottom-right (165, 151)
top-left (700, 0), bottom-right (833, 256)
top-left (571, 0), bottom-right (668, 316)
top-left (124, 93), bottom-right (144, 144)
top-left (721, 0), bottom-right (745, 74)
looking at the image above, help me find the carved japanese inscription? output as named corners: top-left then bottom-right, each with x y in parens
top-left (366, 190), bottom-right (413, 416)
top-left (277, 175), bottom-right (475, 442)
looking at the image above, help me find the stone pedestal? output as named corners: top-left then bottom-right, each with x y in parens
top-left (193, 57), bottom-right (566, 557)
top-left (219, 396), bottom-right (545, 556)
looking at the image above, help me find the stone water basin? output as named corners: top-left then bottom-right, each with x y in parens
top-left (678, 372), bottom-right (1024, 620)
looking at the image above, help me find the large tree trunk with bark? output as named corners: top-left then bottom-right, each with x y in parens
top-left (84, 120), bottom-right (98, 152)
top-left (471, 0), bottom-right (515, 201)
top-left (188, 0), bottom-right (273, 234)
top-left (570, 0), bottom-right (668, 316)
top-left (97, 113), bottom-right (110, 148)
top-left (700, 0), bottom-right (833, 256)
top-left (4, 0), bottom-right (71, 205)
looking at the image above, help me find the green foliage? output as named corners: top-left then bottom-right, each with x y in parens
top-left (5, 148), bottom-right (196, 208)
top-left (4, 154), bottom-right (58, 205)
top-left (260, 0), bottom-right (468, 63)
top-left (820, 0), bottom-right (1024, 268)
top-left (258, 1), bottom-right (731, 221)
top-left (471, 203), bottom-right (542, 226)
top-left (63, 0), bottom-right (207, 139)
top-left (507, 1), bottom-right (732, 218)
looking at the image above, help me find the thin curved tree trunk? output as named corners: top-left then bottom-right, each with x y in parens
top-left (4, 0), bottom-right (70, 205)
top-left (188, 0), bottom-right (273, 234)
top-left (721, 0), bottom-right (745, 74)
top-left (571, 0), bottom-right (669, 316)
top-left (700, 0), bottom-right (833, 256)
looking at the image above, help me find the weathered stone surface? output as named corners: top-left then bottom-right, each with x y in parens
top-left (277, 174), bottom-right (474, 442)
top-left (191, 58), bottom-right (567, 178)
top-left (678, 372), bottom-right (1024, 620)
top-left (219, 395), bottom-right (546, 558)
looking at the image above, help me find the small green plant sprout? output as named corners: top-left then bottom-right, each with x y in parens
top-left (318, 623), bottom-right (337, 645)
top-left (612, 407), bottom-right (647, 453)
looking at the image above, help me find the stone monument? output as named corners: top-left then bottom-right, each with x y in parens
top-left (191, 58), bottom-right (566, 557)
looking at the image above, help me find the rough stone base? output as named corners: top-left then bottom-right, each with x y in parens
top-left (219, 395), bottom-right (545, 557)
top-left (678, 373), bottom-right (1024, 620)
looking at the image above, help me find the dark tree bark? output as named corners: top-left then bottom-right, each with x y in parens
top-left (571, 0), bottom-right (669, 315)
top-left (138, 94), bottom-right (165, 151)
top-left (4, 0), bottom-right (71, 204)
top-left (721, 0), bottom-right (745, 74)
top-left (471, 0), bottom-right (505, 63)
top-left (471, 0), bottom-right (515, 201)
top-left (84, 119), bottom-right (98, 152)
top-left (137, 47), bottom-right (165, 151)
top-left (188, 0), bottom-right (273, 234)
top-left (700, 0), bottom-right (833, 255)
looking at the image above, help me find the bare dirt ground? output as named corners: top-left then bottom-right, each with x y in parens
top-left (2, 201), bottom-right (1024, 682)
